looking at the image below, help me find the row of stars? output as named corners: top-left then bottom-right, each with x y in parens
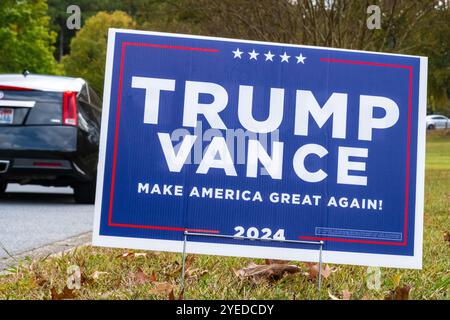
top-left (232, 48), bottom-right (307, 64)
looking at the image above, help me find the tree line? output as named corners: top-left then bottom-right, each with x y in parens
top-left (0, 0), bottom-right (448, 114)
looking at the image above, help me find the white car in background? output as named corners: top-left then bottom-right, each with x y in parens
top-left (426, 114), bottom-right (450, 130)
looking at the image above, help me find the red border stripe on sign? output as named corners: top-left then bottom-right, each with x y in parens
top-left (107, 41), bottom-right (220, 234)
top-left (298, 58), bottom-right (414, 246)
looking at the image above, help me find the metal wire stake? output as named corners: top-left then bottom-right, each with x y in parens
top-left (318, 241), bottom-right (324, 293)
top-left (180, 231), bottom-right (325, 298)
top-left (180, 231), bottom-right (188, 292)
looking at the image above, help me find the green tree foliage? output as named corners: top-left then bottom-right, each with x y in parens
top-left (47, 0), bottom-right (124, 60)
top-left (120, 0), bottom-right (200, 34)
top-left (62, 11), bottom-right (135, 96)
top-left (48, 0), bottom-right (196, 60)
top-left (0, 0), bottom-right (58, 74)
top-left (419, 5), bottom-right (450, 115)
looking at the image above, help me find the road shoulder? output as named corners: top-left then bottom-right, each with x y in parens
top-left (0, 232), bottom-right (91, 272)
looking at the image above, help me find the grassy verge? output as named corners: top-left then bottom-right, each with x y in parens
top-left (0, 132), bottom-right (449, 300)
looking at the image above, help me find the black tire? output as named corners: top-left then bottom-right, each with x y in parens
top-left (73, 182), bottom-right (96, 204)
top-left (0, 181), bottom-right (6, 196)
top-left (427, 124), bottom-right (435, 130)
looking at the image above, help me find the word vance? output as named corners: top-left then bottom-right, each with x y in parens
top-left (132, 77), bottom-right (401, 186)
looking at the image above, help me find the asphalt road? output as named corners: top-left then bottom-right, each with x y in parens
top-left (0, 184), bottom-right (94, 261)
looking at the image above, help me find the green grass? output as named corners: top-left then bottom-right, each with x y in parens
top-left (0, 132), bottom-right (449, 300)
top-left (426, 130), bottom-right (450, 170)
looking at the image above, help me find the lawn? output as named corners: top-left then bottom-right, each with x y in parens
top-left (0, 131), bottom-right (449, 300)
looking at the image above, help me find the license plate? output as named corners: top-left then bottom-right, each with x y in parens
top-left (0, 108), bottom-right (14, 124)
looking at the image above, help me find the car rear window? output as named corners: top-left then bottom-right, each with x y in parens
top-left (0, 90), bottom-right (63, 125)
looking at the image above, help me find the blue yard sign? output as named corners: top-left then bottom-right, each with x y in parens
top-left (93, 29), bottom-right (427, 268)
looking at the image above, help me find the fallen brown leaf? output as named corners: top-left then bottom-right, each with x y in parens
top-left (50, 286), bottom-right (77, 300)
top-left (234, 262), bottom-right (300, 281)
top-left (385, 285), bottom-right (412, 300)
top-left (118, 251), bottom-right (148, 258)
top-left (34, 274), bottom-right (47, 287)
top-left (168, 289), bottom-right (175, 300)
top-left (342, 289), bottom-right (352, 300)
top-left (328, 289), bottom-right (352, 300)
top-left (328, 290), bottom-right (340, 300)
top-left (303, 263), bottom-right (334, 280)
top-left (185, 255), bottom-right (196, 269)
top-left (149, 282), bottom-right (174, 295)
top-left (92, 271), bottom-right (109, 280)
top-left (149, 271), bottom-right (157, 282)
top-left (444, 231), bottom-right (450, 244)
top-left (168, 288), bottom-right (184, 300)
top-left (185, 268), bottom-right (208, 279)
top-left (133, 252), bottom-right (147, 258)
top-left (129, 267), bottom-right (157, 285)
top-left (118, 251), bottom-right (133, 258)
top-left (80, 273), bottom-right (94, 286)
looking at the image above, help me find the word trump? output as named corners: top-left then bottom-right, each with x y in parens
top-left (131, 77), bottom-right (400, 186)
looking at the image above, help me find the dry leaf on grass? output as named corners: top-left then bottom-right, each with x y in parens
top-left (129, 267), bottom-right (157, 284)
top-left (327, 289), bottom-right (352, 300)
top-left (385, 285), bottom-right (412, 300)
top-left (50, 286), bottom-right (77, 300)
top-left (133, 252), bottom-right (147, 258)
top-left (185, 268), bottom-right (208, 279)
top-left (342, 290), bottom-right (352, 300)
top-left (118, 252), bottom-right (133, 258)
top-left (34, 275), bottom-right (47, 287)
top-left (303, 263), bottom-right (335, 280)
top-left (328, 290), bottom-right (340, 300)
top-left (149, 282), bottom-right (174, 295)
top-left (444, 231), bottom-right (450, 244)
top-left (118, 251), bottom-right (148, 259)
top-left (92, 271), bottom-right (109, 280)
top-left (234, 262), bottom-right (301, 280)
top-left (168, 288), bottom-right (185, 300)
top-left (168, 289), bottom-right (175, 300)
top-left (185, 255), bottom-right (196, 269)
top-left (166, 255), bottom-right (197, 277)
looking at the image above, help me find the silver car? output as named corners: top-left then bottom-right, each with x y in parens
top-left (426, 114), bottom-right (450, 130)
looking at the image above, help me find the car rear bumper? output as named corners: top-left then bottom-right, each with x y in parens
top-left (0, 157), bottom-right (91, 187)
top-left (0, 125), bottom-right (77, 152)
top-left (0, 126), bottom-right (93, 187)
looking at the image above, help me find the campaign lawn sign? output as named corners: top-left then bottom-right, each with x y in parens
top-left (93, 29), bottom-right (427, 269)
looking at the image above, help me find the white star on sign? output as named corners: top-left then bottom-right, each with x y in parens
top-left (296, 53), bottom-right (306, 64)
top-left (248, 49), bottom-right (259, 60)
top-left (264, 51), bottom-right (275, 61)
top-left (280, 52), bottom-right (290, 63)
top-left (232, 48), bottom-right (243, 59)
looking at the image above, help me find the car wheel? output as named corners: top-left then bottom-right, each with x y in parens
top-left (73, 182), bottom-right (96, 204)
top-left (427, 124), bottom-right (435, 130)
top-left (0, 181), bottom-right (6, 196)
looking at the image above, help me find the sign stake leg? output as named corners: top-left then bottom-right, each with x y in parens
top-left (318, 241), bottom-right (324, 295)
top-left (180, 231), bottom-right (188, 293)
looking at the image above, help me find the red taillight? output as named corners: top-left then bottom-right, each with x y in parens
top-left (32, 162), bottom-right (63, 168)
top-left (63, 91), bottom-right (78, 126)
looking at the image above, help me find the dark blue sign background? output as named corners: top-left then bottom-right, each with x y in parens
top-left (98, 30), bottom-right (422, 258)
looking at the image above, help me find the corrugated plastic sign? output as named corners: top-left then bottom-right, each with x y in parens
top-left (93, 29), bottom-right (427, 269)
